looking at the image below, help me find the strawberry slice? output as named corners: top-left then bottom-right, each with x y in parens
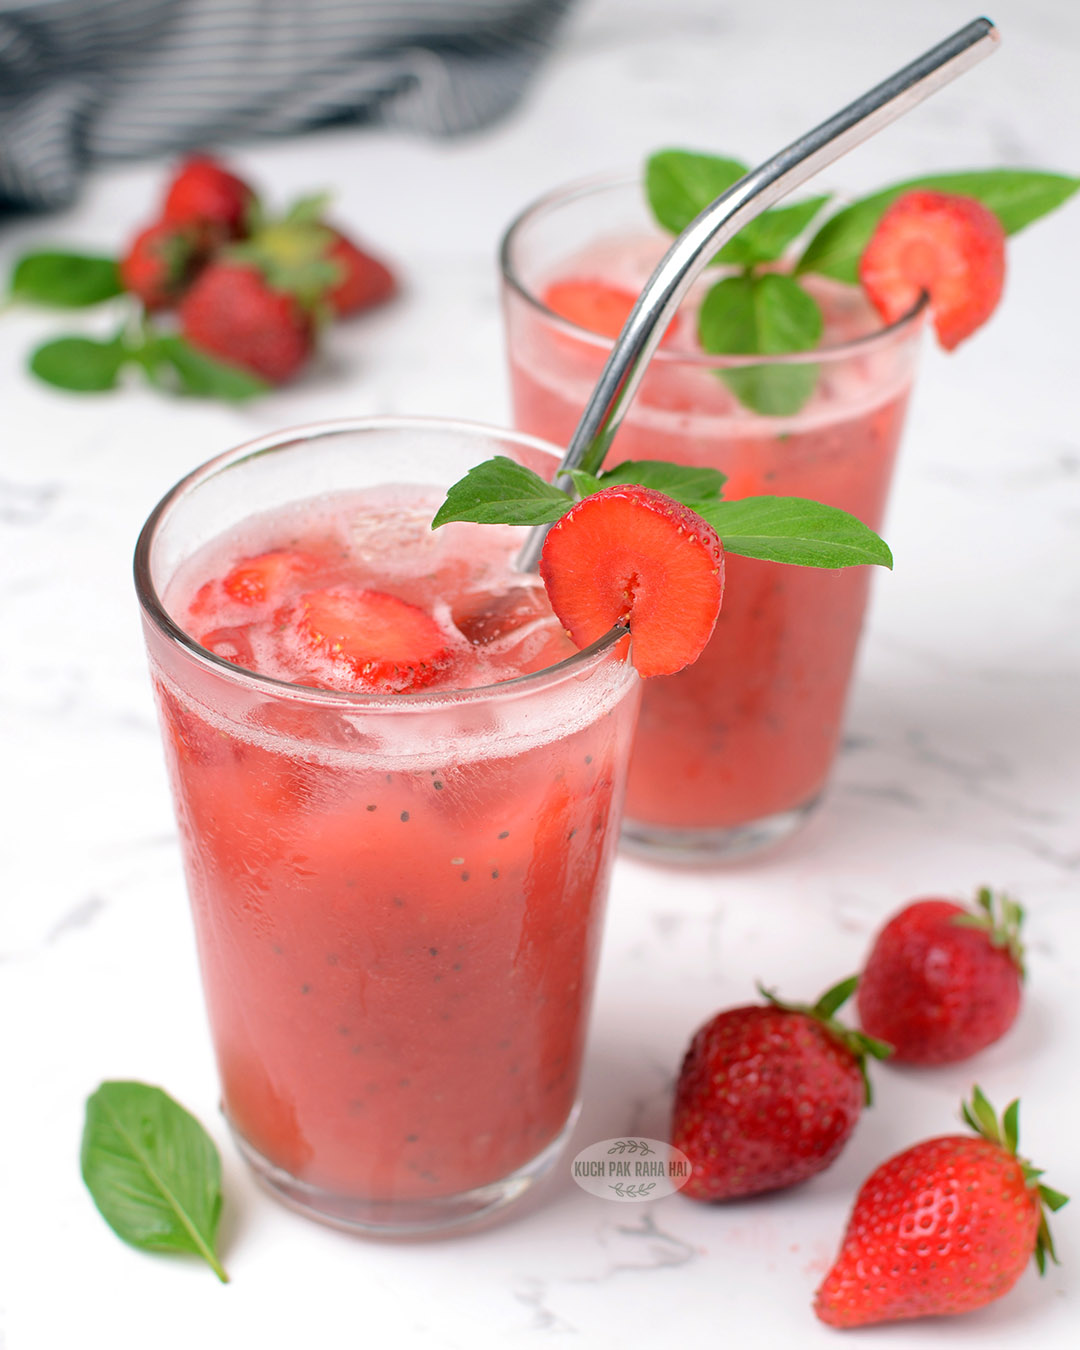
top-left (538, 486), bottom-right (724, 678)
top-left (858, 189), bottom-right (1006, 351)
top-left (222, 549), bottom-right (323, 605)
top-left (542, 279), bottom-right (678, 345)
top-left (285, 587), bottom-right (451, 693)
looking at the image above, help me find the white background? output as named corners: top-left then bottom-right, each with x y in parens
top-left (2, 1), bottom-right (1078, 1345)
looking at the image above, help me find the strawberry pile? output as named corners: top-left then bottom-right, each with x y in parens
top-left (12, 153), bottom-right (397, 397)
top-left (669, 886), bottom-right (1067, 1328)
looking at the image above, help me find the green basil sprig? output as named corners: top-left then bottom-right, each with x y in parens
top-left (644, 150), bottom-right (1079, 416)
top-left (432, 456), bottom-right (891, 571)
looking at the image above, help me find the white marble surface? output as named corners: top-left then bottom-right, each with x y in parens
top-left (2, 1), bottom-right (1079, 1345)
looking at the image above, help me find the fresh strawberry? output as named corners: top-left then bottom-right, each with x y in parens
top-left (282, 587), bottom-right (451, 693)
top-left (178, 262), bottom-right (314, 383)
top-left (119, 221), bottom-right (203, 309)
top-left (324, 227), bottom-right (397, 316)
top-left (671, 978), bottom-right (890, 1201)
top-left (815, 1087), bottom-right (1068, 1328)
top-left (538, 486), bottom-right (723, 678)
top-left (859, 189), bottom-right (1006, 350)
top-left (162, 154), bottom-right (255, 240)
top-left (543, 278), bottom-right (678, 344)
top-left (857, 887), bottom-right (1024, 1064)
top-left (220, 549), bottom-right (324, 606)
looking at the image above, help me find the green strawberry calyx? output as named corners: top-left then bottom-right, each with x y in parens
top-left (951, 886), bottom-right (1026, 978)
top-left (756, 975), bottom-right (892, 1106)
top-left (961, 1086), bottom-right (1068, 1275)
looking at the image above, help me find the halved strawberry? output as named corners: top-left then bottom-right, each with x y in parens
top-left (538, 486), bottom-right (724, 678)
top-left (859, 190), bottom-right (1005, 351)
top-left (285, 587), bottom-right (451, 693)
top-left (221, 549), bottom-right (323, 606)
top-left (542, 279), bottom-right (678, 345)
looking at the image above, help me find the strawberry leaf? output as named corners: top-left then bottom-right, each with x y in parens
top-left (798, 169), bottom-right (1080, 284)
top-left (284, 191), bottom-right (334, 225)
top-left (81, 1081), bottom-right (228, 1282)
top-left (10, 251), bottom-right (123, 307)
top-left (431, 456), bottom-right (572, 528)
top-left (29, 334), bottom-right (127, 391)
top-left (696, 496), bottom-right (892, 569)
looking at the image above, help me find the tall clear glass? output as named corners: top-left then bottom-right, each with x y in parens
top-left (134, 417), bottom-right (640, 1236)
top-left (501, 174), bottom-right (926, 861)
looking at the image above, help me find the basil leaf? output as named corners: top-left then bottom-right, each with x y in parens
top-left (567, 468), bottom-right (603, 498)
top-left (698, 273), bottom-right (823, 416)
top-left (30, 335), bottom-right (127, 392)
top-left (696, 496), bottom-right (892, 568)
top-left (599, 460), bottom-right (728, 502)
top-left (715, 195), bottom-right (830, 266)
top-left (645, 150), bottom-right (829, 267)
top-left (798, 169), bottom-right (1080, 284)
top-left (720, 364), bottom-right (818, 417)
top-left (81, 1081), bottom-right (228, 1282)
top-left (645, 149), bottom-right (748, 234)
top-left (10, 251), bottom-right (123, 307)
top-left (432, 455), bottom-right (572, 528)
top-left (144, 336), bottom-right (269, 400)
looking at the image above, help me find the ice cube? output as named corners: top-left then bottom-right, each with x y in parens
top-left (452, 584), bottom-right (552, 645)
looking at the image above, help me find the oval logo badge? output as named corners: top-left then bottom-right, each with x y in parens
top-left (571, 1137), bottom-right (692, 1201)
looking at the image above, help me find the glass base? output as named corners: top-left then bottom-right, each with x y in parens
top-left (620, 795), bottom-right (821, 864)
top-left (230, 1101), bottom-right (581, 1239)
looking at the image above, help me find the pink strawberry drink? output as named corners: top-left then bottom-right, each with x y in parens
top-left (135, 419), bottom-right (640, 1235)
top-left (502, 176), bottom-right (924, 859)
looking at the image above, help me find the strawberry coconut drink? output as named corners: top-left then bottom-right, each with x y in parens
top-left (502, 155), bottom-right (1076, 858)
top-left (136, 410), bottom-right (892, 1232)
top-left (135, 419), bottom-right (649, 1234)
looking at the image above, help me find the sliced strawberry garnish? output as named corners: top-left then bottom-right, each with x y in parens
top-left (285, 587), bottom-right (451, 693)
top-left (859, 189), bottom-right (1005, 351)
top-left (221, 549), bottom-right (323, 605)
top-left (542, 279), bottom-right (678, 345)
top-left (538, 486), bottom-right (723, 678)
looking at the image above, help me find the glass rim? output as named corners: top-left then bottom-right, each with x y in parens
top-left (498, 169), bottom-right (929, 366)
top-left (134, 414), bottom-right (631, 712)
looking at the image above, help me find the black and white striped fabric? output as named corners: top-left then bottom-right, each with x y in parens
top-left (0, 0), bottom-right (574, 212)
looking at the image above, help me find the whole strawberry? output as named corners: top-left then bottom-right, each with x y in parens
top-left (162, 154), bottom-right (255, 241)
top-left (815, 1088), bottom-right (1067, 1328)
top-left (857, 887), bottom-right (1024, 1064)
top-left (671, 978), bottom-right (891, 1201)
top-left (178, 262), bottom-right (313, 384)
top-left (119, 221), bottom-right (204, 310)
top-left (323, 227), bottom-right (397, 316)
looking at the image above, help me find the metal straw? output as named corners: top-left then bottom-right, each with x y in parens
top-left (515, 16), bottom-right (999, 572)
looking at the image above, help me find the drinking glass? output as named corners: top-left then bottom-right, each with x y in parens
top-left (501, 174), bottom-right (925, 860)
top-left (135, 417), bottom-right (640, 1235)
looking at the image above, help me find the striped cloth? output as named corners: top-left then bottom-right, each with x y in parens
top-left (0, 0), bottom-right (574, 212)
